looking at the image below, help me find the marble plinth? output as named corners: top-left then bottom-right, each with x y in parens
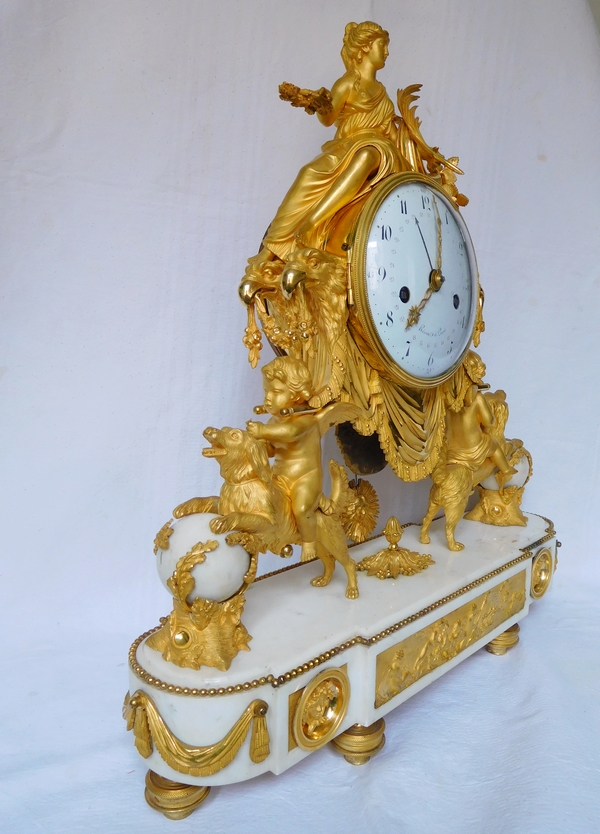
top-left (127, 513), bottom-right (556, 788)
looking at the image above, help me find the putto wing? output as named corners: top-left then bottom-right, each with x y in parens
top-left (315, 402), bottom-right (368, 437)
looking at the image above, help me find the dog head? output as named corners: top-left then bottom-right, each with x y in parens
top-left (203, 426), bottom-right (271, 485)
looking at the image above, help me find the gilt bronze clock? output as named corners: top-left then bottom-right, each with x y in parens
top-left (126, 21), bottom-right (557, 820)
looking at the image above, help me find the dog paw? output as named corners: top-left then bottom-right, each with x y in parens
top-left (448, 541), bottom-right (465, 551)
top-left (209, 516), bottom-right (229, 534)
top-left (345, 586), bottom-right (359, 600)
top-left (419, 532), bottom-right (430, 544)
top-left (311, 574), bottom-right (330, 587)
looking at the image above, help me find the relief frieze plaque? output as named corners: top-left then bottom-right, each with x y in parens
top-left (375, 571), bottom-right (526, 708)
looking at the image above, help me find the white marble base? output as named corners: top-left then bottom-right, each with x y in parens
top-left (128, 513), bottom-right (556, 787)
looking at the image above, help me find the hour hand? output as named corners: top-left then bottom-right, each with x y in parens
top-left (405, 269), bottom-right (445, 329)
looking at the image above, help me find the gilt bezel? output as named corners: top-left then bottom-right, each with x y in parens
top-left (350, 172), bottom-right (479, 389)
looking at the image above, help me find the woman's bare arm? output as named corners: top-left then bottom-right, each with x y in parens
top-left (316, 75), bottom-right (352, 126)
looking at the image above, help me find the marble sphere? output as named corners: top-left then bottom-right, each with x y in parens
top-left (156, 513), bottom-right (250, 603)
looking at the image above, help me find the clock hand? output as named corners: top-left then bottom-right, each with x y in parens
top-left (414, 217), bottom-right (433, 271)
top-left (432, 195), bottom-right (442, 272)
top-left (406, 203), bottom-right (445, 329)
top-left (405, 279), bottom-right (437, 328)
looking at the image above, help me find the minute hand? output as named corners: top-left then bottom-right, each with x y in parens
top-left (406, 207), bottom-right (444, 329)
top-left (414, 217), bottom-right (434, 270)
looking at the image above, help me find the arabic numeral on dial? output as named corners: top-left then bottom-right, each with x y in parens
top-left (422, 194), bottom-right (430, 208)
top-left (378, 266), bottom-right (387, 281)
top-left (400, 200), bottom-right (407, 214)
top-left (386, 311), bottom-right (394, 326)
top-left (428, 354), bottom-right (434, 366)
top-left (404, 341), bottom-right (411, 357)
top-left (460, 315), bottom-right (466, 328)
top-left (381, 225), bottom-right (392, 240)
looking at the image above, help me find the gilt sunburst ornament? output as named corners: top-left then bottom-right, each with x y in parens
top-left (341, 478), bottom-right (380, 543)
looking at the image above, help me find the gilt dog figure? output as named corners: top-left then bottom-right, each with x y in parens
top-left (174, 424), bottom-right (359, 599)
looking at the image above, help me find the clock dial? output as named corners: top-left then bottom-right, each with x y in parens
top-left (353, 176), bottom-right (478, 386)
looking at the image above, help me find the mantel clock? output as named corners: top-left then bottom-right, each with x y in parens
top-left (125, 21), bottom-right (558, 820)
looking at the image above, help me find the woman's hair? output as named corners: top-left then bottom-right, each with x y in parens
top-left (341, 21), bottom-right (389, 82)
top-left (262, 356), bottom-right (312, 402)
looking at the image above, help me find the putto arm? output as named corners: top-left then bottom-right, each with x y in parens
top-left (246, 417), bottom-right (306, 442)
top-left (475, 392), bottom-right (495, 429)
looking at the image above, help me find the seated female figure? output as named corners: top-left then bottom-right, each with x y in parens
top-left (258, 21), bottom-right (410, 264)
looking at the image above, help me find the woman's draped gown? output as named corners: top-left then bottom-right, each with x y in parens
top-left (263, 85), bottom-right (409, 261)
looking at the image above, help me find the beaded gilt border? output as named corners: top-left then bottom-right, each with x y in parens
top-left (129, 515), bottom-right (555, 697)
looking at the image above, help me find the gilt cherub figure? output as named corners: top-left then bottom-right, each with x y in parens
top-left (420, 352), bottom-right (519, 551)
top-left (247, 356), bottom-right (361, 564)
top-left (444, 353), bottom-right (517, 490)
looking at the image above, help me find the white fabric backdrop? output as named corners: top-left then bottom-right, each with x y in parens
top-left (1, 1), bottom-right (599, 832)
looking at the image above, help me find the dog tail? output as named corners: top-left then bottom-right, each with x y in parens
top-left (173, 496), bottom-right (219, 518)
top-left (328, 460), bottom-right (351, 515)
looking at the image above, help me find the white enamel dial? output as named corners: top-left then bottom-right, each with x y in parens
top-left (357, 177), bottom-right (477, 384)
